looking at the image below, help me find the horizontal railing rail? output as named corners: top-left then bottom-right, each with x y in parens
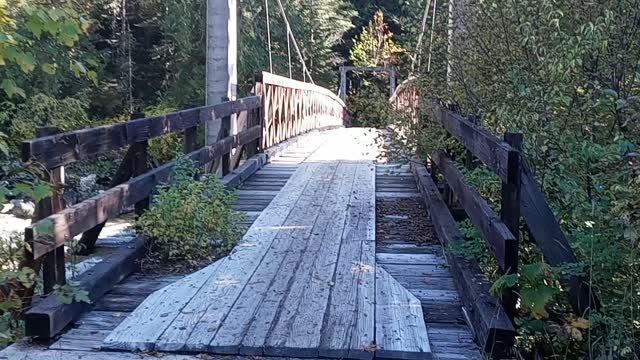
top-left (22, 97), bottom-right (262, 169)
top-left (393, 78), bottom-right (598, 357)
top-left (17, 72), bottom-right (347, 338)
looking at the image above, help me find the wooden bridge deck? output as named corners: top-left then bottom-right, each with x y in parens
top-left (102, 128), bottom-right (431, 359)
top-left (1, 128), bottom-right (481, 360)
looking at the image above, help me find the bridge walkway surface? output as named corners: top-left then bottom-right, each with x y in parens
top-left (0, 128), bottom-right (481, 360)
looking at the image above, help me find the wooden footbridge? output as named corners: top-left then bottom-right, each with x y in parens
top-left (1, 73), bottom-right (596, 360)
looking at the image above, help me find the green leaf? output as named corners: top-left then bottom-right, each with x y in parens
top-left (520, 286), bottom-right (558, 319)
top-left (41, 63), bottom-right (57, 74)
top-left (35, 219), bottom-right (54, 236)
top-left (74, 290), bottom-right (91, 304)
top-left (26, 15), bottom-right (44, 38)
top-left (31, 181), bottom-right (52, 202)
top-left (16, 52), bottom-right (36, 73)
top-left (1, 79), bottom-right (25, 98)
top-left (602, 89), bottom-right (618, 99)
top-left (87, 70), bottom-right (98, 85)
top-left (490, 273), bottom-right (518, 296)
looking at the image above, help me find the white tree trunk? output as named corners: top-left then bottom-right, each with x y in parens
top-left (206, 0), bottom-right (238, 145)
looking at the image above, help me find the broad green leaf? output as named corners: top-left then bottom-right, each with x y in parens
top-left (520, 286), bottom-right (557, 319)
top-left (32, 181), bottom-right (52, 202)
top-left (35, 219), bottom-right (54, 236)
top-left (490, 273), bottom-right (518, 296)
top-left (87, 70), bottom-right (98, 85)
top-left (42, 62), bottom-right (56, 74)
top-left (16, 52), bottom-right (36, 73)
top-left (26, 15), bottom-right (44, 38)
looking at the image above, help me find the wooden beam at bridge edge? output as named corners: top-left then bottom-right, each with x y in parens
top-left (410, 159), bottom-right (515, 357)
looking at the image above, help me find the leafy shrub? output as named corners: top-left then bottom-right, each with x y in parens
top-left (3, 94), bottom-right (91, 149)
top-left (136, 155), bottom-right (244, 269)
top-left (348, 85), bottom-right (394, 128)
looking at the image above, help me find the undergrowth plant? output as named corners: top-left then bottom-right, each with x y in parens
top-left (136, 155), bottom-right (244, 270)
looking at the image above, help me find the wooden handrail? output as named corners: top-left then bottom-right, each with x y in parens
top-left (257, 72), bottom-right (347, 148)
top-left (392, 80), bottom-right (598, 319)
top-left (22, 97), bottom-right (262, 169)
top-left (431, 151), bottom-right (518, 272)
top-left (27, 125), bottom-right (261, 259)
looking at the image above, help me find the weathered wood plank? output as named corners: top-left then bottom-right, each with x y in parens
top-left (101, 261), bottom-right (222, 351)
top-left (349, 240), bottom-right (375, 359)
top-left (234, 164), bottom-right (339, 355)
top-left (428, 100), bottom-right (515, 183)
top-left (520, 164), bottom-right (598, 315)
top-left (375, 267), bottom-right (431, 359)
top-left (431, 151), bottom-right (517, 272)
top-left (376, 253), bottom-right (445, 265)
top-left (27, 125), bottom-right (261, 259)
top-left (158, 163), bottom-right (328, 352)
top-left (22, 97), bottom-right (261, 169)
top-left (410, 160), bottom-right (515, 356)
top-left (342, 164), bottom-right (376, 241)
top-left (318, 240), bottom-right (363, 358)
top-left (262, 163), bottom-right (356, 357)
top-left (106, 163), bottom-right (320, 352)
top-left (25, 236), bottom-right (145, 338)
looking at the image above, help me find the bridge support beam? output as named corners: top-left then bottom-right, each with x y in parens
top-left (206, 0), bottom-right (238, 146)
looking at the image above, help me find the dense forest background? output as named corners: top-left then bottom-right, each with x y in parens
top-left (2, 0), bottom-right (640, 359)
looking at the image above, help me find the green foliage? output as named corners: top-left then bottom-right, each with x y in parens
top-left (0, 0), bottom-right (97, 99)
top-left (144, 103), bottom-right (183, 164)
top-left (136, 155), bottom-right (244, 269)
top-left (350, 10), bottom-right (404, 67)
top-left (392, 0), bottom-right (640, 357)
top-left (1, 93), bottom-right (91, 149)
top-left (347, 85), bottom-right (394, 128)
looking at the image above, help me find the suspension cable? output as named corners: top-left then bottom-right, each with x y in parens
top-left (264, 0), bottom-right (273, 72)
top-left (287, 30), bottom-right (293, 78)
top-left (275, 0), bottom-right (314, 83)
top-left (411, 0), bottom-right (432, 74)
top-left (426, 0), bottom-right (437, 72)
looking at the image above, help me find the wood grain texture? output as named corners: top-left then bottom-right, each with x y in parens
top-left (375, 267), bottom-right (431, 359)
top-left (101, 261), bottom-right (222, 351)
top-left (22, 97), bottom-right (261, 169)
top-left (410, 160), bottom-right (515, 356)
top-left (156, 163), bottom-right (322, 352)
top-left (263, 163), bottom-right (356, 357)
top-left (431, 151), bottom-right (517, 272)
top-left (25, 236), bottom-right (146, 339)
top-left (27, 125), bottom-right (261, 259)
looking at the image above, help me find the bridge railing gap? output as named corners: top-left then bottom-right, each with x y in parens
top-left (392, 79), bottom-right (599, 358)
top-left (18, 72), bottom-right (347, 338)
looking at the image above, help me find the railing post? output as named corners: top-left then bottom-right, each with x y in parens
top-left (250, 74), bottom-right (264, 157)
top-left (76, 112), bottom-right (144, 255)
top-left (501, 132), bottom-right (523, 319)
top-left (221, 96), bottom-right (231, 176)
top-left (465, 115), bottom-right (480, 169)
top-left (35, 127), bottom-right (66, 294)
top-left (183, 124), bottom-right (198, 154)
top-left (131, 112), bottom-right (150, 217)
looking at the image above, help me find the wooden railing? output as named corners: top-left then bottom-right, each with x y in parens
top-left (393, 80), bottom-right (599, 357)
top-left (19, 72), bottom-right (347, 338)
top-left (256, 72), bottom-right (347, 148)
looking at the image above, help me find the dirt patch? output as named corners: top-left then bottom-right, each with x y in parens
top-left (376, 198), bottom-right (437, 244)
